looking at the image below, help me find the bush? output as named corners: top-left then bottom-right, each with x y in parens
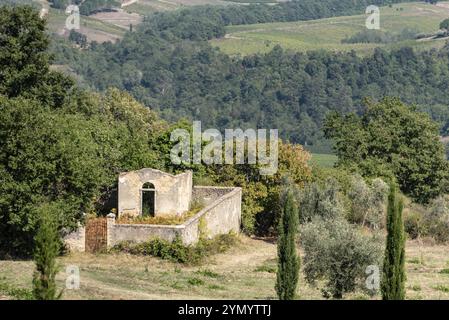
top-left (424, 196), bottom-right (449, 243)
top-left (298, 178), bottom-right (344, 224)
top-left (404, 211), bottom-right (423, 240)
top-left (301, 217), bottom-right (383, 299)
top-left (112, 233), bottom-right (238, 265)
top-left (0, 277), bottom-right (34, 300)
top-left (347, 176), bottom-right (389, 229)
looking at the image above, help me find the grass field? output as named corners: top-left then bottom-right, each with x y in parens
top-left (1, 237), bottom-right (448, 300)
top-left (211, 2), bottom-right (449, 56)
top-left (310, 153), bottom-right (338, 168)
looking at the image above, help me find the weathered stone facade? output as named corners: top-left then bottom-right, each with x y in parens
top-left (118, 168), bottom-right (192, 217)
top-left (108, 186), bottom-right (241, 246)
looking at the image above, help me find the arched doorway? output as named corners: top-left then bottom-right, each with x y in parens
top-left (141, 182), bottom-right (155, 216)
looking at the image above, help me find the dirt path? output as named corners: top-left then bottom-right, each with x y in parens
top-left (210, 236), bottom-right (277, 272)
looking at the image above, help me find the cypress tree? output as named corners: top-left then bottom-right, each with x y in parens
top-left (32, 205), bottom-right (63, 300)
top-left (275, 190), bottom-right (300, 300)
top-left (381, 184), bottom-right (406, 300)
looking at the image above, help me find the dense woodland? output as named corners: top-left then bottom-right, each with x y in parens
top-left (53, 0), bottom-right (449, 152)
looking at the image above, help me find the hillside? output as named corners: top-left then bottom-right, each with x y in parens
top-left (212, 2), bottom-right (449, 55)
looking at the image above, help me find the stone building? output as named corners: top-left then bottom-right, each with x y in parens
top-left (117, 169), bottom-right (192, 217)
top-left (64, 168), bottom-right (242, 251)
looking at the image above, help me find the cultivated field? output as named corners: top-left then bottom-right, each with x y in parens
top-left (0, 236), bottom-right (448, 300)
top-left (211, 2), bottom-right (449, 56)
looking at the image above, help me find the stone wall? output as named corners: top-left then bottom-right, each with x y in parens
top-left (118, 168), bottom-right (192, 217)
top-left (192, 186), bottom-right (234, 206)
top-left (109, 186), bottom-right (242, 246)
top-left (63, 186), bottom-right (242, 251)
top-left (63, 225), bottom-right (85, 252)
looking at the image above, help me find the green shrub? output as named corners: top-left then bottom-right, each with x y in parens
top-left (298, 178), bottom-right (344, 224)
top-left (195, 269), bottom-right (220, 278)
top-left (112, 233), bottom-right (238, 265)
top-left (347, 176), bottom-right (389, 229)
top-left (404, 211), bottom-right (423, 240)
top-left (255, 264), bottom-right (277, 273)
top-left (433, 285), bottom-right (449, 293)
top-left (424, 196), bottom-right (449, 243)
top-left (0, 278), bottom-right (33, 300)
top-left (187, 277), bottom-right (204, 286)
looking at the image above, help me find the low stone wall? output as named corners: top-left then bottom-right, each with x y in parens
top-left (63, 225), bottom-right (85, 252)
top-left (192, 186), bottom-right (234, 205)
top-left (108, 186), bottom-right (242, 246)
top-left (107, 218), bottom-right (184, 246)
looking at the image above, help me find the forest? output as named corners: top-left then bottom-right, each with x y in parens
top-left (52, 0), bottom-right (449, 153)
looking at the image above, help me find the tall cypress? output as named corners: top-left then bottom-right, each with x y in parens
top-left (275, 190), bottom-right (300, 300)
top-left (381, 183), bottom-right (406, 300)
top-left (32, 206), bottom-right (62, 300)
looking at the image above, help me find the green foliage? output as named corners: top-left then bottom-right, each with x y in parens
top-left (301, 217), bottom-right (383, 299)
top-left (381, 184), bottom-right (406, 300)
top-left (0, 277), bottom-right (34, 300)
top-left (347, 176), bottom-right (389, 229)
top-left (0, 7), bottom-right (171, 256)
top-left (111, 233), bottom-right (238, 265)
top-left (32, 204), bottom-right (63, 300)
top-left (195, 269), bottom-right (219, 278)
top-left (275, 190), bottom-right (300, 300)
top-left (424, 196), bottom-right (449, 243)
top-left (68, 30), bottom-right (87, 49)
top-left (403, 211), bottom-right (423, 240)
top-left (201, 142), bottom-right (311, 235)
top-left (0, 6), bottom-right (53, 98)
top-left (298, 178), bottom-right (344, 224)
top-left (403, 196), bottom-right (449, 243)
top-left (254, 263), bottom-right (277, 273)
top-left (187, 277), bottom-right (205, 286)
top-left (440, 18), bottom-right (449, 30)
top-left (53, 2), bottom-right (449, 152)
top-left (324, 98), bottom-right (449, 204)
top-left (79, 0), bottom-right (120, 16)
top-left (433, 284), bottom-right (449, 293)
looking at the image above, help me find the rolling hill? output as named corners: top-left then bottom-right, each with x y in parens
top-left (211, 2), bottom-right (449, 55)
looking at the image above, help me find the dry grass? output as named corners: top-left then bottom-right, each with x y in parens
top-left (0, 236), bottom-right (448, 300)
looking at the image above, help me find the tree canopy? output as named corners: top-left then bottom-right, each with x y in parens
top-left (324, 97), bottom-right (449, 203)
